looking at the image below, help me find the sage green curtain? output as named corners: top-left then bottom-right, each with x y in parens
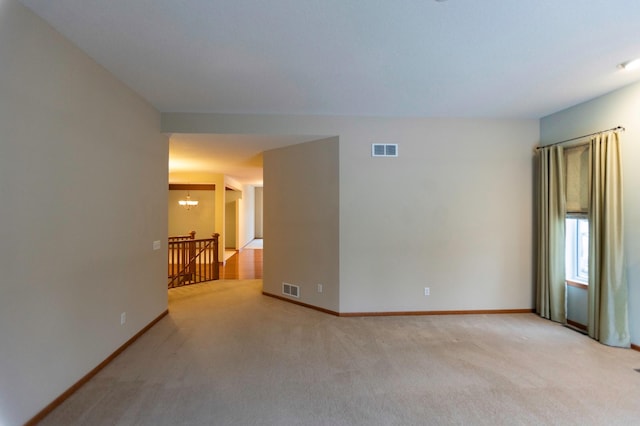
top-left (588, 132), bottom-right (630, 347)
top-left (536, 146), bottom-right (566, 322)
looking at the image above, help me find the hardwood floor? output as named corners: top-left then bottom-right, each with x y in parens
top-left (219, 248), bottom-right (263, 280)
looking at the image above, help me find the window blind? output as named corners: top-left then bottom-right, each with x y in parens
top-left (564, 145), bottom-right (589, 214)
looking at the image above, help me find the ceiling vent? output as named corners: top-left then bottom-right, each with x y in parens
top-left (282, 282), bottom-right (300, 298)
top-left (372, 144), bottom-right (398, 157)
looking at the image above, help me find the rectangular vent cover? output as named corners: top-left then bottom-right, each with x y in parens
top-left (282, 282), bottom-right (300, 298)
top-left (372, 144), bottom-right (398, 157)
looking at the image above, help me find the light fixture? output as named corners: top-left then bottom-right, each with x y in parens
top-left (178, 191), bottom-right (199, 210)
top-left (617, 58), bottom-right (640, 71)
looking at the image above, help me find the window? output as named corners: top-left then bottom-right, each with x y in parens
top-left (565, 216), bottom-right (589, 284)
top-left (564, 144), bottom-right (589, 287)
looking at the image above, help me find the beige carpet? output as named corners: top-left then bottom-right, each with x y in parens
top-left (40, 280), bottom-right (640, 425)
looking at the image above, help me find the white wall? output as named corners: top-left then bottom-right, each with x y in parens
top-left (162, 113), bottom-right (538, 314)
top-left (264, 137), bottom-right (340, 312)
top-left (541, 80), bottom-right (640, 346)
top-left (337, 119), bottom-right (536, 313)
top-left (255, 186), bottom-right (264, 239)
top-left (225, 176), bottom-right (256, 249)
top-left (0, 1), bottom-right (167, 424)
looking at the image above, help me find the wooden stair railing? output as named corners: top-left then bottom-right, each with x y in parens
top-left (168, 230), bottom-right (196, 243)
top-left (168, 232), bottom-right (220, 288)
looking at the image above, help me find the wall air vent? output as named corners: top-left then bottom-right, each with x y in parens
top-left (282, 282), bottom-right (300, 298)
top-left (372, 143), bottom-right (398, 157)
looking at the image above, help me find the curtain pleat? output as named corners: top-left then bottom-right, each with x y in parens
top-left (588, 133), bottom-right (630, 347)
top-left (536, 146), bottom-right (566, 322)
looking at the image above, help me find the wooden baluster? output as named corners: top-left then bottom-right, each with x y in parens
top-left (212, 233), bottom-right (220, 280)
top-left (168, 233), bottom-right (221, 288)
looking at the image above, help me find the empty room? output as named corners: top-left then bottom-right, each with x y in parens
top-left (2, 1), bottom-right (640, 425)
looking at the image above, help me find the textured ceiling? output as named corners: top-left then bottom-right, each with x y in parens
top-left (18, 0), bottom-right (640, 183)
top-left (19, 0), bottom-right (640, 118)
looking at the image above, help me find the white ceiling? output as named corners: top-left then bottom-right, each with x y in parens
top-left (19, 0), bottom-right (640, 183)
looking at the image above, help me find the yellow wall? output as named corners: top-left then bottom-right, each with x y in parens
top-left (168, 190), bottom-right (216, 238)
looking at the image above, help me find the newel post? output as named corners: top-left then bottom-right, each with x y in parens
top-left (212, 233), bottom-right (220, 279)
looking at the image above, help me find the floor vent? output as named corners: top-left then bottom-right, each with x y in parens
top-left (372, 143), bottom-right (398, 157)
top-left (282, 282), bottom-right (300, 298)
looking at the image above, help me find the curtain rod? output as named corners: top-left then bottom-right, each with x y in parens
top-left (535, 126), bottom-right (625, 151)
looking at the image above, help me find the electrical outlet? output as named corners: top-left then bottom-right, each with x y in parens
top-left (120, 312), bottom-right (126, 325)
top-left (153, 240), bottom-right (161, 250)
top-left (317, 283), bottom-right (323, 293)
top-left (424, 287), bottom-right (430, 296)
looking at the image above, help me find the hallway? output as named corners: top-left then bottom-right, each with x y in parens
top-left (219, 243), bottom-right (263, 280)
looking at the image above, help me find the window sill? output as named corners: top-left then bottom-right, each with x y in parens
top-left (566, 280), bottom-right (588, 290)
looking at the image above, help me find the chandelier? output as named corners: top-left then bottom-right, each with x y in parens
top-left (178, 192), bottom-right (199, 210)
